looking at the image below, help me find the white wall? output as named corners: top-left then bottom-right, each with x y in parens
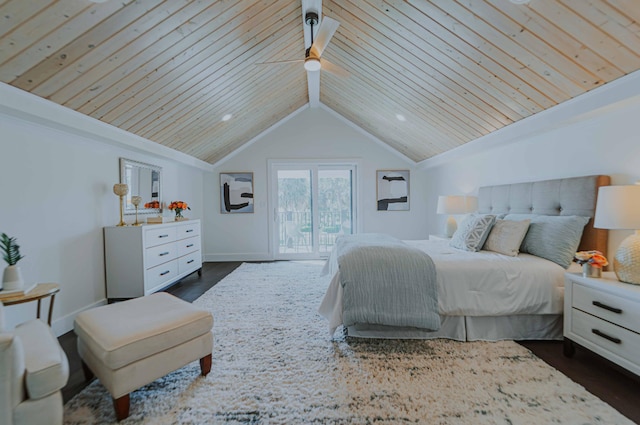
top-left (203, 107), bottom-right (426, 260)
top-left (5, 65), bottom-right (639, 334)
top-left (0, 84), bottom-right (206, 335)
top-left (421, 71), bottom-right (640, 256)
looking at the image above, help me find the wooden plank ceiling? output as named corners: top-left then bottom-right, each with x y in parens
top-left (1, 1), bottom-right (639, 164)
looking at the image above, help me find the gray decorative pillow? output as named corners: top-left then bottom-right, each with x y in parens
top-left (504, 214), bottom-right (590, 268)
top-left (450, 214), bottom-right (496, 252)
top-left (483, 219), bottom-right (531, 256)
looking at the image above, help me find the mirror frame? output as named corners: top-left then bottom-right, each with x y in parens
top-left (119, 158), bottom-right (162, 215)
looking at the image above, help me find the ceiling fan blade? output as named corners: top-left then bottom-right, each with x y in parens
top-left (255, 59), bottom-right (304, 65)
top-left (320, 58), bottom-right (349, 78)
top-left (306, 68), bottom-right (320, 108)
top-left (309, 16), bottom-right (339, 58)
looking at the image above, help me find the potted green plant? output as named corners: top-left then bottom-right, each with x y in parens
top-left (1, 233), bottom-right (25, 291)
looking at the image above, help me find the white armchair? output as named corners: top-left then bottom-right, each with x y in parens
top-left (0, 301), bottom-right (69, 425)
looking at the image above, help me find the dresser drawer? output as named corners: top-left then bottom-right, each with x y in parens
top-left (179, 251), bottom-right (202, 274)
top-left (177, 235), bottom-right (201, 257)
top-left (571, 309), bottom-right (640, 367)
top-left (573, 283), bottom-right (640, 333)
top-left (177, 222), bottom-right (200, 239)
top-left (145, 260), bottom-right (178, 292)
top-left (145, 242), bottom-right (177, 269)
top-left (145, 227), bottom-right (177, 247)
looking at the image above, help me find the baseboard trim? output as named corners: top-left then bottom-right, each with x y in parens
top-left (204, 253), bottom-right (274, 262)
top-left (52, 299), bottom-right (107, 337)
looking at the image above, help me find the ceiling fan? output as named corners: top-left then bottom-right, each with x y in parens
top-left (257, 3), bottom-right (347, 107)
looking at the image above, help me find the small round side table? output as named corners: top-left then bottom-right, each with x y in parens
top-left (0, 283), bottom-right (60, 325)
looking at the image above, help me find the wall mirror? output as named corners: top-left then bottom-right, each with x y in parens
top-left (120, 158), bottom-right (162, 215)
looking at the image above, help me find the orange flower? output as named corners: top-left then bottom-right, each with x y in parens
top-left (574, 250), bottom-right (608, 268)
top-left (168, 201), bottom-right (190, 211)
top-left (590, 254), bottom-right (609, 268)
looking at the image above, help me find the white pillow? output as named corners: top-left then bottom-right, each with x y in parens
top-left (449, 214), bottom-right (496, 252)
top-left (483, 219), bottom-right (531, 256)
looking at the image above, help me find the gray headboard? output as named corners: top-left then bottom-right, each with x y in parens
top-left (477, 175), bottom-right (610, 257)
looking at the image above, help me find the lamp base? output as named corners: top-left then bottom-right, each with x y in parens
top-left (613, 231), bottom-right (640, 285)
top-left (444, 216), bottom-right (457, 238)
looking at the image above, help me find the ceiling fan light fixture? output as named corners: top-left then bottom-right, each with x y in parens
top-left (304, 57), bottom-right (321, 72)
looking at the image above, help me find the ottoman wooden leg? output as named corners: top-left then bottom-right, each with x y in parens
top-left (113, 394), bottom-right (130, 421)
top-left (81, 360), bottom-right (94, 381)
top-left (200, 353), bottom-right (212, 376)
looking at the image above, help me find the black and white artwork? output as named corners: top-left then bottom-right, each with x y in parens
top-left (220, 172), bottom-right (254, 213)
top-left (376, 170), bottom-right (409, 211)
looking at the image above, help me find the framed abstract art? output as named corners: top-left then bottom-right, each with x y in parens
top-left (220, 172), bottom-right (254, 213)
top-left (376, 170), bottom-right (409, 211)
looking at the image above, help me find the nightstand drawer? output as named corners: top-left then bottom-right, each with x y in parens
top-left (571, 309), bottom-right (640, 367)
top-left (573, 283), bottom-right (640, 333)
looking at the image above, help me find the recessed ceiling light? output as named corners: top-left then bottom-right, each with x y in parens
top-left (395, 114), bottom-right (406, 122)
top-left (509, 0), bottom-right (530, 4)
top-left (222, 114), bottom-right (233, 122)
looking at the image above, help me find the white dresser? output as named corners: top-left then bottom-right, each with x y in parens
top-left (104, 219), bottom-right (202, 299)
top-left (564, 272), bottom-right (640, 376)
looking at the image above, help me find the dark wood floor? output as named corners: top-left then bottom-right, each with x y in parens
top-left (60, 262), bottom-right (640, 423)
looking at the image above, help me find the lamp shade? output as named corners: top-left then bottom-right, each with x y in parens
top-left (436, 195), bottom-right (478, 215)
top-left (594, 185), bottom-right (640, 230)
top-left (594, 184), bottom-right (640, 285)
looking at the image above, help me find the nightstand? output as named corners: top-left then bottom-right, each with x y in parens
top-left (563, 272), bottom-right (640, 376)
top-left (428, 234), bottom-right (451, 241)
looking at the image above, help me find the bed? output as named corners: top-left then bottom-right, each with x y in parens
top-left (319, 175), bottom-right (610, 341)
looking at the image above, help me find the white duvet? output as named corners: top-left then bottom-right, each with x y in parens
top-left (319, 239), bottom-right (567, 334)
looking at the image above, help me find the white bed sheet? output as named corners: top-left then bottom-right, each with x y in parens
top-left (319, 239), bottom-right (567, 336)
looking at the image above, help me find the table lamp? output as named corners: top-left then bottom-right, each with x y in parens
top-left (436, 195), bottom-right (478, 237)
top-left (594, 184), bottom-right (640, 284)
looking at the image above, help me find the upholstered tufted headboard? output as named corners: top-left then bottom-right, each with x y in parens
top-left (477, 175), bottom-right (610, 257)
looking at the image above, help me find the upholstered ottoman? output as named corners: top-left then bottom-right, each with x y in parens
top-left (74, 292), bottom-right (213, 421)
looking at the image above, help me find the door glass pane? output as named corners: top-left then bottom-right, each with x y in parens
top-left (318, 169), bottom-right (352, 254)
top-left (277, 170), bottom-right (312, 254)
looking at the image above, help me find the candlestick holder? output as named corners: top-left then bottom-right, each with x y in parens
top-left (113, 183), bottom-right (129, 227)
top-left (131, 196), bottom-right (142, 226)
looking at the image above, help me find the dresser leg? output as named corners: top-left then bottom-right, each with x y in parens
top-left (563, 337), bottom-right (575, 357)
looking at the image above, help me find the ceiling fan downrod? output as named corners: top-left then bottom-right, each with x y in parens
top-left (305, 11), bottom-right (318, 58)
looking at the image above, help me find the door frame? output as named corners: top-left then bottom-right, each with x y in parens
top-left (267, 159), bottom-right (361, 260)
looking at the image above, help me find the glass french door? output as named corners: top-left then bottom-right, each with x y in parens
top-left (270, 162), bottom-right (356, 259)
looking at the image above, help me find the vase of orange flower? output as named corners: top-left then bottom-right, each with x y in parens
top-left (168, 201), bottom-right (190, 221)
top-left (574, 250), bottom-right (608, 278)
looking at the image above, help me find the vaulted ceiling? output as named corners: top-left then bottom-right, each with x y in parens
top-left (1, 1), bottom-right (640, 164)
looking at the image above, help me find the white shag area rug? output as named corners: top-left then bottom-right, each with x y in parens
top-left (64, 261), bottom-right (633, 424)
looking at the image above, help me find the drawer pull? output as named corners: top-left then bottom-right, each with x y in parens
top-left (159, 252), bottom-right (170, 256)
top-left (186, 244), bottom-right (194, 248)
top-left (186, 229), bottom-right (194, 233)
top-left (158, 234), bottom-right (169, 238)
top-left (187, 259), bottom-right (194, 264)
top-left (592, 329), bottom-right (621, 344)
top-left (592, 301), bottom-right (622, 314)
top-left (160, 270), bottom-right (170, 276)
